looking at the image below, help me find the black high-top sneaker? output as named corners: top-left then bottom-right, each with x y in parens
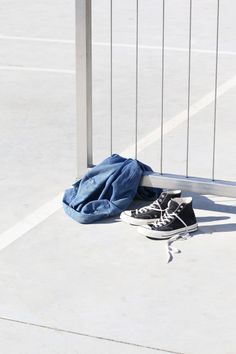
top-left (137, 197), bottom-right (198, 238)
top-left (120, 190), bottom-right (181, 226)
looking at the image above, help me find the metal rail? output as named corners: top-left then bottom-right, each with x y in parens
top-left (75, 0), bottom-right (236, 197)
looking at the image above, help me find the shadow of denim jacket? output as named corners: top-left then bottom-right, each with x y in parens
top-left (62, 154), bottom-right (161, 224)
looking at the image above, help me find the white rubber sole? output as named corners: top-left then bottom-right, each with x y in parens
top-left (137, 223), bottom-right (198, 239)
top-left (120, 212), bottom-right (159, 226)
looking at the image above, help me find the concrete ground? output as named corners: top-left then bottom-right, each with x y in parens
top-left (0, 194), bottom-right (236, 354)
top-left (0, 0), bottom-right (236, 353)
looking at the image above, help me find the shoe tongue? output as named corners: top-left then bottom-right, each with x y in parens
top-left (167, 199), bottom-right (180, 213)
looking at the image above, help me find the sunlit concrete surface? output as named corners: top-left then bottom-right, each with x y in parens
top-left (0, 194), bottom-right (236, 354)
top-left (0, 0), bottom-right (236, 353)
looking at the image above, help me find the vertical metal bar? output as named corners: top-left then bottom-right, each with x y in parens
top-left (75, 0), bottom-right (92, 178)
top-left (212, 0), bottom-right (220, 181)
top-left (110, 0), bottom-right (113, 156)
top-left (186, 0), bottom-right (192, 178)
top-left (160, 0), bottom-right (165, 174)
top-left (135, 0), bottom-right (139, 159)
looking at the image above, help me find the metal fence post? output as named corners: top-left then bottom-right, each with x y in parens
top-left (75, 0), bottom-right (93, 178)
top-left (75, 1), bottom-right (236, 197)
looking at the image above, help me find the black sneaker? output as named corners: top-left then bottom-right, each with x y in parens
top-left (137, 197), bottom-right (198, 238)
top-left (120, 190), bottom-right (181, 226)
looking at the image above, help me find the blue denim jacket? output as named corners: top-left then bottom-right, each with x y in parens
top-left (63, 154), bottom-right (161, 224)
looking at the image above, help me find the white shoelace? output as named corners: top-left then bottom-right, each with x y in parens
top-left (153, 208), bottom-right (176, 226)
top-left (135, 199), bottom-right (163, 215)
top-left (163, 210), bottom-right (193, 263)
top-left (152, 208), bottom-right (193, 263)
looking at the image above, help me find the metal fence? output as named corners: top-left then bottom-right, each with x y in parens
top-left (75, 0), bottom-right (236, 197)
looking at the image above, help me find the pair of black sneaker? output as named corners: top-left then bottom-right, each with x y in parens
top-left (120, 190), bottom-right (198, 239)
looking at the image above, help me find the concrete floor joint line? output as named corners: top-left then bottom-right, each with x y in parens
top-left (0, 316), bottom-right (183, 354)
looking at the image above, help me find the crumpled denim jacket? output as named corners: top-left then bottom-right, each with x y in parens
top-left (63, 154), bottom-right (161, 224)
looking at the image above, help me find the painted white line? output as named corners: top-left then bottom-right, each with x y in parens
top-left (0, 39), bottom-right (234, 74)
top-left (1, 75), bottom-right (236, 251)
top-left (0, 34), bottom-right (74, 44)
top-left (121, 74), bottom-right (236, 157)
top-left (1, 34), bottom-right (236, 56)
top-left (0, 65), bottom-right (75, 74)
top-left (94, 41), bottom-right (236, 57)
top-left (0, 194), bottom-right (63, 251)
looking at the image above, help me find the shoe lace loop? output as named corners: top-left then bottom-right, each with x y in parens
top-left (135, 200), bottom-right (162, 215)
top-left (160, 207), bottom-right (193, 263)
top-left (153, 209), bottom-right (175, 226)
top-left (150, 206), bottom-right (194, 264)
